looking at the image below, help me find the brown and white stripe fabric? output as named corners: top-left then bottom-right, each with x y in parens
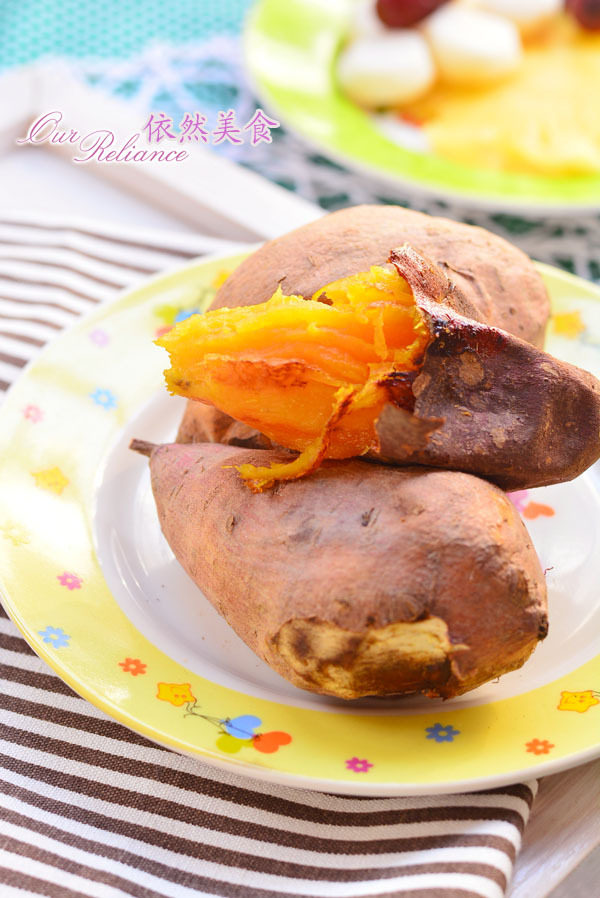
top-left (0, 214), bottom-right (536, 898)
top-left (0, 212), bottom-right (237, 392)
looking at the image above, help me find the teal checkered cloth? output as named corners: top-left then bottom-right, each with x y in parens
top-left (0, 0), bottom-right (252, 68)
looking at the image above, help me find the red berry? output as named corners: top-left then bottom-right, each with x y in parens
top-left (567, 0), bottom-right (600, 28)
top-left (376, 0), bottom-right (449, 28)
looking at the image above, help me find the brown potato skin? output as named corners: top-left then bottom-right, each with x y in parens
top-left (176, 401), bottom-right (273, 449)
top-left (211, 204), bottom-right (551, 347)
top-left (185, 205), bottom-right (568, 484)
top-left (148, 441), bottom-right (548, 700)
top-left (177, 244), bottom-right (600, 490)
top-left (375, 247), bottom-right (600, 489)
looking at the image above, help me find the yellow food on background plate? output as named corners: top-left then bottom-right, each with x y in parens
top-left (340, 1), bottom-right (600, 176)
top-left (404, 17), bottom-right (600, 175)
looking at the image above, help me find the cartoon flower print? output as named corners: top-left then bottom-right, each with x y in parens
top-left (90, 388), bottom-right (118, 410)
top-left (345, 757), bottom-right (373, 773)
top-left (507, 490), bottom-right (529, 513)
top-left (522, 502), bottom-right (555, 520)
top-left (216, 733), bottom-right (253, 754)
top-left (119, 658), bottom-right (147, 676)
top-left (38, 626), bottom-right (70, 648)
top-left (154, 305), bottom-right (200, 337)
top-left (156, 682), bottom-right (196, 707)
top-left (57, 572), bottom-right (83, 590)
top-left (173, 307), bottom-right (199, 324)
top-left (426, 723), bottom-right (460, 743)
top-left (525, 738), bottom-right (554, 755)
top-left (212, 270), bottom-right (230, 289)
top-left (32, 467), bottom-right (69, 494)
top-left (89, 328), bottom-right (110, 347)
top-left (252, 731), bottom-right (292, 754)
top-left (214, 716), bottom-right (254, 753)
top-left (558, 690), bottom-right (600, 713)
top-left (1, 522), bottom-right (30, 546)
top-left (221, 715), bottom-right (262, 740)
top-left (181, 704), bottom-right (292, 755)
top-left (551, 311), bottom-right (585, 339)
top-left (23, 404), bottom-right (43, 423)
top-left (508, 490), bottom-right (554, 520)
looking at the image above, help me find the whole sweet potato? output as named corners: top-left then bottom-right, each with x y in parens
top-left (132, 439), bottom-right (548, 700)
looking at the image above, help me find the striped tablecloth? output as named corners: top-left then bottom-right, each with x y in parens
top-left (0, 213), bottom-right (537, 898)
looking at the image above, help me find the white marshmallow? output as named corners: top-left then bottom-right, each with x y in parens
top-left (337, 32), bottom-right (436, 107)
top-left (473, 0), bottom-right (562, 33)
top-left (422, 6), bottom-right (523, 85)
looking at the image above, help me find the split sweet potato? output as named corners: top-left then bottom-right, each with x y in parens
top-left (212, 204), bottom-right (551, 348)
top-left (160, 259), bottom-right (431, 486)
top-left (131, 440), bottom-right (548, 700)
top-left (175, 203), bottom-right (555, 475)
top-left (158, 242), bottom-right (600, 491)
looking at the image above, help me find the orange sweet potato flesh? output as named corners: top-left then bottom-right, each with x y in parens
top-left (158, 264), bottom-right (431, 488)
top-left (141, 441), bottom-right (548, 700)
top-left (160, 244), bottom-right (600, 491)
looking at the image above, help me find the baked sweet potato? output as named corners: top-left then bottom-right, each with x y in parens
top-left (159, 244), bottom-right (600, 491)
top-left (176, 202), bottom-right (554, 466)
top-left (176, 402), bottom-right (273, 450)
top-left (131, 439), bottom-right (548, 700)
top-left (212, 204), bottom-right (551, 348)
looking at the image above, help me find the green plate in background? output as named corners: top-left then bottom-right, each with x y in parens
top-left (244, 0), bottom-right (600, 211)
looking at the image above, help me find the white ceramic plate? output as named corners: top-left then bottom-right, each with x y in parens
top-left (1, 252), bottom-right (599, 795)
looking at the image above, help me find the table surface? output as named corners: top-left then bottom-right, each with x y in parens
top-left (1, 145), bottom-right (598, 898)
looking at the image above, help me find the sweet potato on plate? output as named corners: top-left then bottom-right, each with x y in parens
top-left (131, 440), bottom-right (548, 701)
top-left (174, 203), bottom-right (555, 474)
top-left (176, 402), bottom-right (273, 449)
top-left (212, 205), bottom-right (551, 348)
top-left (159, 234), bottom-right (600, 491)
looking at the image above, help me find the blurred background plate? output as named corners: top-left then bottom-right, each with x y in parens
top-left (245, 0), bottom-right (600, 212)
